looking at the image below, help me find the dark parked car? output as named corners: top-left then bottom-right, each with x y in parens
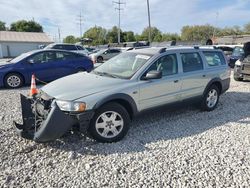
top-left (229, 46), bottom-right (244, 68)
top-left (234, 42), bottom-right (250, 81)
top-left (0, 49), bottom-right (93, 88)
top-left (45, 43), bottom-right (89, 55)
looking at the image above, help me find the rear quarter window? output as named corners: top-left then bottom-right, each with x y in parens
top-left (203, 51), bottom-right (226, 66)
top-left (64, 45), bottom-right (78, 51)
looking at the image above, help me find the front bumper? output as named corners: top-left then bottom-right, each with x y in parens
top-left (14, 94), bottom-right (94, 142)
top-left (234, 64), bottom-right (250, 79)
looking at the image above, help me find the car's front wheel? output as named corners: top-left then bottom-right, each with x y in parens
top-left (88, 102), bottom-right (130, 142)
top-left (201, 85), bottom-right (220, 111)
top-left (4, 73), bottom-right (24, 88)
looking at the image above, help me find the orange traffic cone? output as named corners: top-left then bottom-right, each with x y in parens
top-left (30, 74), bottom-right (38, 96)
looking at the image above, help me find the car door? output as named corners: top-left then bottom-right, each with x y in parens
top-left (24, 51), bottom-right (59, 81)
top-left (178, 51), bottom-right (209, 100)
top-left (139, 53), bottom-right (182, 110)
top-left (52, 52), bottom-right (80, 79)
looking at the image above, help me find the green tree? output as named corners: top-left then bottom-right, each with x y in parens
top-left (243, 23), bottom-right (250, 34)
top-left (140, 27), bottom-right (162, 42)
top-left (10, 20), bottom-right (43, 32)
top-left (63, 35), bottom-right (77, 44)
top-left (162, 33), bottom-right (181, 41)
top-left (123, 31), bottom-right (135, 42)
top-left (134, 34), bottom-right (142, 41)
top-left (181, 25), bottom-right (216, 41)
top-left (0, 21), bottom-right (6, 31)
top-left (106, 26), bottom-right (125, 43)
top-left (218, 26), bottom-right (243, 36)
top-left (83, 26), bottom-right (107, 45)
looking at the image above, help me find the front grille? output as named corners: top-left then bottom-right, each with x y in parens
top-left (242, 64), bottom-right (250, 74)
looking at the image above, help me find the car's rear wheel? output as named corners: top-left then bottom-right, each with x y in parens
top-left (97, 56), bottom-right (103, 63)
top-left (88, 102), bottom-right (130, 143)
top-left (201, 85), bottom-right (220, 111)
top-left (4, 73), bottom-right (24, 88)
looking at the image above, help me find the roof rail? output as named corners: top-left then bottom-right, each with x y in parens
top-left (159, 47), bottom-right (167, 53)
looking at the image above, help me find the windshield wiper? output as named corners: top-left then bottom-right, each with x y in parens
top-left (93, 71), bottom-right (120, 78)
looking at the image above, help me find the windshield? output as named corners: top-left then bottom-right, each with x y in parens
top-left (10, 52), bottom-right (31, 63)
top-left (93, 52), bottom-right (151, 79)
top-left (232, 47), bottom-right (244, 57)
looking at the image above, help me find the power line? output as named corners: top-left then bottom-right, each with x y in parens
top-left (113, 0), bottom-right (125, 44)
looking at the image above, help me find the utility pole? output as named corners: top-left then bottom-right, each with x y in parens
top-left (212, 11), bottom-right (219, 39)
top-left (77, 11), bottom-right (83, 38)
top-left (147, 0), bottom-right (152, 44)
top-left (113, 0), bottom-right (125, 44)
top-left (58, 27), bottom-right (61, 43)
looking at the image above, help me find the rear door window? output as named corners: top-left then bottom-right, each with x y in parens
top-left (64, 45), bottom-right (78, 51)
top-left (53, 45), bottom-right (64, 50)
top-left (203, 51), bottom-right (226, 66)
top-left (109, 49), bottom-right (121, 53)
top-left (56, 52), bottom-right (78, 60)
top-left (180, 52), bottom-right (203, 72)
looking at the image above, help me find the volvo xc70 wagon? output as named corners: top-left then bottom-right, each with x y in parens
top-left (14, 47), bottom-right (230, 143)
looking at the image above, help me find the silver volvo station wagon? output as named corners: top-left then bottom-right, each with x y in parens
top-left (14, 47), bottom-right (231, 143)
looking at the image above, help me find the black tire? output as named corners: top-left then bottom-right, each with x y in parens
top-left (234, 76), bottom-right (243, 81)
top-left (97, 56), bottom-right (103, 63)
top-left (201, 85), bottom-right (220, 111)
top-left (88, 102), bottom-right (130, 143)
top-left (4, 73), bottom-right (24, 89)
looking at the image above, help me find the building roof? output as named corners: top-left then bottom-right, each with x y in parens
top-left (0, 31), bottom-right (53, 43)
top-left (214, 35), bottom-right (250, 45)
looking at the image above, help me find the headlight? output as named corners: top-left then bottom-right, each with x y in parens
top-left (56, 100), bottom-right (86, 112)
top-left (235, 60), bottom-right (242, 66)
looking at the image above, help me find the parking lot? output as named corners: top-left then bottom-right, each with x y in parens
top-left (0, 73), bottom-right (249, 187)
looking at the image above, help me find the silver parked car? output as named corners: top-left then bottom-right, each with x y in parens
top-left (234, 42), bottom-right (250, 81)
top-left (90, 48), bottom-right (121, 63)
top-left (14, 47), bottom-right (230, 143)
top-left (45, 43), bottom-right (89, 56)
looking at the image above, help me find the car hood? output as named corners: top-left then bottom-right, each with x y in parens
top-left (0, 62), bottom-right (14, 69)
top-left (41, 72), bottom-right (128, 101)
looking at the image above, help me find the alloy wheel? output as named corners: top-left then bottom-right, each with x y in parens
top-left (206, 89), bottom-right (218, 108)
top-left (95, 111), bottom-right (124, 138)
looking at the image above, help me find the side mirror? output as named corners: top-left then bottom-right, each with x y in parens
top-left (103, 51), bottom-right (108, 55)
top-left (28, 59), bottom-right (35, 64)
top-left (142, 70), bottom-right (162, 80)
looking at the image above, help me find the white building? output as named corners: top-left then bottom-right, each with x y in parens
top-left (0, 31), bottom-right (53, 58)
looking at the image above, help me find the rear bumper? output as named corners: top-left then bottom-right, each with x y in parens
top-left (221, 78), bottom-right (230, 94)
top-left (234, 64), bottom-right (250, 78)
top-left (14, 94), bottom-right (94, 142)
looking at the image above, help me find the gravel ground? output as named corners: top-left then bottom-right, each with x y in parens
top-left (0, 75), bottom-right (250, 187)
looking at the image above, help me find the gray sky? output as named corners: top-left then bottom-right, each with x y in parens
top-left (1, 0), bottom-right (250, 39)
